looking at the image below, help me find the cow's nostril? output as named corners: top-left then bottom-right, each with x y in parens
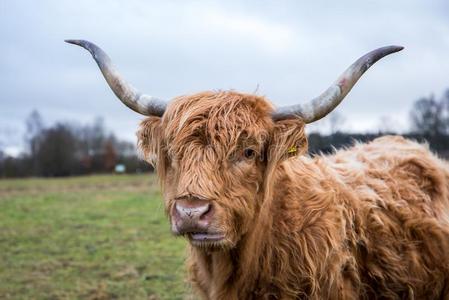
top-left (199, 203), bottom-right (212, 220)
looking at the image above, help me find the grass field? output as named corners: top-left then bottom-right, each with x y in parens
top-left (0, 174), bottom-right (192, 299)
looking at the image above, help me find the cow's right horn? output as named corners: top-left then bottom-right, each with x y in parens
top-left (65, 39), bottom-right (167, 117)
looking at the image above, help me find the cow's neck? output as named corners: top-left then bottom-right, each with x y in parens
top-left (189, 163), bottom-right (298, 298)
top-left (190, 230), bottom-right (270, 299)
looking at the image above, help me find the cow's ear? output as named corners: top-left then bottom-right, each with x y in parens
top-left (267, 119), bottom-right (308, 165)
top-left (137, 117), bottom-right (163, 167)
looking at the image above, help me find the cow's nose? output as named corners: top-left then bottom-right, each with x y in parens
top-left (172, 197), bottom-right (214, 234)
top-left (175, 200), bottom-right (211, 220)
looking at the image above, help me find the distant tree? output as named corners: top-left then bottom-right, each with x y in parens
top-left (75, 117), bottom-right (109, 173)
top-left (91, 117), bottom-right (106, 154)
top-left (36, 124), bottom-right (78, 176)
top-left (410, 94), bottom-right (445, 137)
top-left (441, 89), bottom-right (449, 135)
top-left (79, 119), bottom-right (104, 154)
top-left (25, 110), bottom-right (44, 143)
top-left (103, 139), bottom-right (117, 172)
top-left (24, 110), bottom-right (45, 175)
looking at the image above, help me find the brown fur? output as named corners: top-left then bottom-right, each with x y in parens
top-left (137, 91), bottom-right (449, 299)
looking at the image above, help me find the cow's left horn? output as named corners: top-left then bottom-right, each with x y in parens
top-left (65, 39), bottom-right (167, 116)
top-left (272, 45), bottom-right (404, 123)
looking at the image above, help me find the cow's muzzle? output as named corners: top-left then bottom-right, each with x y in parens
top-left (171, 196), bottom-right (224, 243)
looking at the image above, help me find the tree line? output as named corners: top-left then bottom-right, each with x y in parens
top-left (0, 112), bottom-right (151, 177)
top-left (309, 89), bottom-right (449, 157)
top-left (1, 90), bottom-right (449, 178)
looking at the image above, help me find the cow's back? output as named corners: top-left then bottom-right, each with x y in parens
top-left (321, 135), bottom-right (449, 298)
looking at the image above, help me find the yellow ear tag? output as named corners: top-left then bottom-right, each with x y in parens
top-left (287, 145), bottom-right (297, 155)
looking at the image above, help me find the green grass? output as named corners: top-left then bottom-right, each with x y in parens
top-left (0, 174), bottom-right (192, 299)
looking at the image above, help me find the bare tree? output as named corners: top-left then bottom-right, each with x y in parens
top-left (103, 139), bottom-right (117, 172)
top-left (36, 123), bottom-right (78, 176)
top-left (441, 89), bottom-right (449, 135)
top-left (410, 94), bottom-right (445, 137)
top-left (24, 110), bottom-right (45, 175)
top-left (25, 110), bottom-right (44, 153)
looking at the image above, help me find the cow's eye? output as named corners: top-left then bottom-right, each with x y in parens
top-left (243, 148), bottom-right (256, 159)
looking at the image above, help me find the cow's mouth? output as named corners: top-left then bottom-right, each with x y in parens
top-left (188, 232), bottom-right (225, 243)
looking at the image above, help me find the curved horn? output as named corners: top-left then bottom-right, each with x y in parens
top-left (65, 39), bottom-right (167, 116)
top-left (273, 45), bottom-right (404, 123)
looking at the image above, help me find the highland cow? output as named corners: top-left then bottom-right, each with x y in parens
top-left (67, 40), bottom-right (449, 299)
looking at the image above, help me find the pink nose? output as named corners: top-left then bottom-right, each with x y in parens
top-left (175, 201), bottom-right (211, 219)
top-left (172, 197), bottom-right (213, 234)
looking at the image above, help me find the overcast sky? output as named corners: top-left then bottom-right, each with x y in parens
top-left (1, 0), bottom-right (449, 155)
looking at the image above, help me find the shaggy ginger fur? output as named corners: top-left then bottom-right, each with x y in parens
top-left (138, 91), bottom-right (449, 299)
